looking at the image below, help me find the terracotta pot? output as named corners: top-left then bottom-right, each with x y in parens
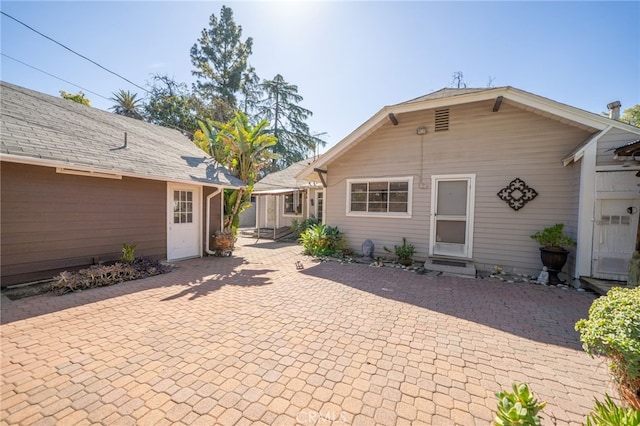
top-left (212, 235), bottom-right (234, 249)
top-left (620, 384), bottom-right (640, 411)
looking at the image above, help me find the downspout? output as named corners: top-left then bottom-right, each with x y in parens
top-left (205, 187), bottom-right (223, 255)
top-left (255, 195), bottom-right (260, 240)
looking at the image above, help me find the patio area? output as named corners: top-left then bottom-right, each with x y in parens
top-left (1, 237), bottom-right (614, 425)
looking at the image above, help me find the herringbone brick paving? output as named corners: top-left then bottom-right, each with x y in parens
top-left (1, 238), bottom-right (613, 425)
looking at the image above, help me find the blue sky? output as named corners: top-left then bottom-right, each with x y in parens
top-left (1, 1), bottom-right (639, 151)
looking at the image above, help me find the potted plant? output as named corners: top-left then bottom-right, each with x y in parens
top-left (212, 230), bottom-right (236, 256)
top-left (530, 223), bottom-right (576, 284)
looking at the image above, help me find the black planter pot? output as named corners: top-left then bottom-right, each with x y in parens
top-left (539, 247), bottom-right (569, 284)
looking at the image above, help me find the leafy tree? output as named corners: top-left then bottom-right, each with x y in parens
top-left (190, 5), bottom-right (254, 120)
top-left (257, 74), bottom-right (326, 170)
top-left (620, 105), bottom-right (640, 127)
top-left (197, 111), bottom-right (277, 234)
top-left (110, 90), bottom-right (144, 120)
top-left (60, 90), bottom-right (90, 106)
top-left (145, 74), bottom-right (198, 136)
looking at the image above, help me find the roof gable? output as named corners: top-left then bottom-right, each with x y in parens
top-left (0, 81), bottom-right (243, 188)
top-left (298, 86), bottom-right (640, 180)
top-left (253, 159), bottom-right (319, 194)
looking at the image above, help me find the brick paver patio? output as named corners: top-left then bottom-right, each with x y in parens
top-left (1, 238), bottom-right (614, 425)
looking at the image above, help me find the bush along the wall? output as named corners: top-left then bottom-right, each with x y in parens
top-left (290, 215), bottom-right (319, 237)
top-left (299, 224), bottom-right (345, 257)
top-left (575, 287), bottom-right (640, 410)
top-left (51, 258), bottom-right (171, 295)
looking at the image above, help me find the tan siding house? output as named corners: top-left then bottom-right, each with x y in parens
top-left (299, 87), bottom-right (640, 283)
top-left (0, 82), bottom-right (242, 286)
top-left (252, 159), bottom-right (323, 238)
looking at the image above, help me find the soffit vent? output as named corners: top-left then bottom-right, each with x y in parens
top-left (434, 108), bottom-right (450, 132)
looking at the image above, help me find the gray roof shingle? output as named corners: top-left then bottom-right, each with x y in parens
top-left (0, 81), bottom-right (243, 188)
top-left (398, 87), bottom-right (497, 105)
top-left (253, 159), bottom-right (319, 193)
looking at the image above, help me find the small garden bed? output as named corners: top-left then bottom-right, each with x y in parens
top-left (51, 257), bottom-right (171, 295)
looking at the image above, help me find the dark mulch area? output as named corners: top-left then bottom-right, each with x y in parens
top-left (2, 280), bottom-right (54, 300)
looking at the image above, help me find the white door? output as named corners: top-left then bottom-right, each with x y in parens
top-left (167, 184), bottom-right (201, 260)
top-left (592, 198), bottom-right (639, 281)
top-left (430, 175), bottom-right (476, 258)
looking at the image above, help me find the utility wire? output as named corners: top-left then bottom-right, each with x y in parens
top-left (1, 53), bottom-right (111, 101)
top-left (1, 11), bottom-right (149, 94)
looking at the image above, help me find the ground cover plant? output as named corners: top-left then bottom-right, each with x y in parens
top-left (51, 258), bottom-right (171, 295)
top-left (51, 243), bottom-right (171, 295)
top-left (494, 383), bottom-right (639, 425)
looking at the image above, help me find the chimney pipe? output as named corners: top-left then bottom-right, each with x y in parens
top-left (607, 101), bottom-right (621, 120)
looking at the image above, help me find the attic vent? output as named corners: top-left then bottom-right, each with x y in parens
top-left (434, 108), bottom-right (449, 132)
top-left (56, 167), bottom-right (122, 180)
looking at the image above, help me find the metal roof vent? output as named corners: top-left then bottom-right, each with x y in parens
top-left (435, 108), bottom-right (449, 132)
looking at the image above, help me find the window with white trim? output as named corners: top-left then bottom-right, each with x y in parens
top-left (173, 190), bottom-right (193, 223)
top-left (347, 177), bottom-right (412, 217)
top-left (284, 192), bottom-right (303, 216)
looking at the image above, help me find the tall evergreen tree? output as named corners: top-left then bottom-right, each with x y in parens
top-left (239, 65), bottom-right (261, 117)
top-left (190, 5), bottom-right (253, 120)
top-left (257, 74), bottom-right (326, 170)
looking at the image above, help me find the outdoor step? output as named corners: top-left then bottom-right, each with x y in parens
top-left (424, 258), bottom-right (477, 277)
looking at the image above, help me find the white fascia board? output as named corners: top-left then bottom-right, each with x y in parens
top-left (0, 153), bottom-right (244, 189)
top-left (562, 128), bottom-right (609, 166)
top-left (296, 108), bottom-right (395, 181)
top-left (253, 188), bottom-right (298, 195)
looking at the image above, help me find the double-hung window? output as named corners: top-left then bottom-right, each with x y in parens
top-left (347, 177), bottom-right (412, 217)
top-left (284, 192), bottom-right (303, 216)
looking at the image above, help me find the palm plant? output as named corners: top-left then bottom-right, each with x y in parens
top-left (198, 111), bottom-right (278, 234)
top-left (109, 90), bottom-right (144, 120)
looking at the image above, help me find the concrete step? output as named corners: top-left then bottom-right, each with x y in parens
top-left (424, 258), bottom-right (477, 277)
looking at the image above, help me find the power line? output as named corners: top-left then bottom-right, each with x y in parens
top-left (1, 53), bottom-right (111, 101)
top-left (1, 11), bottom-right (148, 94)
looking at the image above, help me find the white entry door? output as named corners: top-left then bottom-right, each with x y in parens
top-left (592, 198), bottom-right (640, 281)
top-left (167, 184), bottom-right (201, 260)
top-left (430, 175), bottom-right (476, 258)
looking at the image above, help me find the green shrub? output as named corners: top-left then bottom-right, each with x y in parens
top-left (51, 258), bottom-right (171, 295)
top-left (584, 394), bottom-right (640, 426)
top-left (575, 287), bottom-right (640, 408)
top-left (494, 383), bottom-right (546, 426)
top-left (121, 242), bottom-right (137, 263)
top-left (291, 215), bottom-right (319, 237)
top-left (384, 237), bottom-right (416, 265)
top-left (299, 224), bottom-right (345, 257)
top-left (530, 223), bottom-right (576, 249)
